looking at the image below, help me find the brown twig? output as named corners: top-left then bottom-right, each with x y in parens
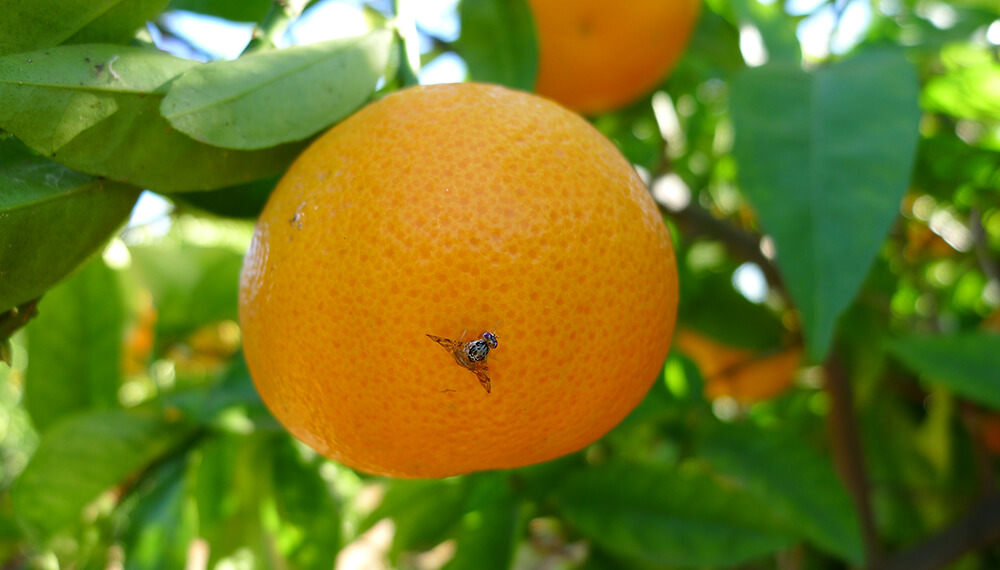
top-left (970, 206), bottom-right (1000, 286)
top-left (825, 349), bottom-right (883, 567)
top-left (0, 298), bottom-right (38, 337)
top-left (657, 200), bottom-right (786, 293)
top-left (878, 494), bottom-right (1000, 570)
top-left (0, 299), bottom-right (40, 366)
top-left (958, 402), bottom-right (998, 499)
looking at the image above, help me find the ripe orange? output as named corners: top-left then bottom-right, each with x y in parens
top-left (239, 83), bottom-right (678, 478)
top-left (528, 0), bottom-right (701, 114)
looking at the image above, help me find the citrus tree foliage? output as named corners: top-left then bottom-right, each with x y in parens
top-left (1, 0), bottom-right (1000, 568)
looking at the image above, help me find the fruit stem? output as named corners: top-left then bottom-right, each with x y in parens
top-left (391, 0), bottom-right (421, 86)
top-left (242, 0), bottom-right (308, 54)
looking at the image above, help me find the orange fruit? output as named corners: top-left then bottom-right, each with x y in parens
top-left (239, 83), bottom-right (678, 478)
top-left (674, 328), bottom-right (800, 404)
top-left (528, 0), bottom-right (701, 114)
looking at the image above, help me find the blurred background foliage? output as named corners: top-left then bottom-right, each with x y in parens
top-left (1, 0), bottom-right (1000, 568)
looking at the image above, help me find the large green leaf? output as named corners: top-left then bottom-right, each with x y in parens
top-left (456, 0), bottom-right (537, 91)
top-left (699, 425), bottom-right (864, 564)
top-left (161, 31), bottom-right (393, 150)
top-left (0, 138), bottom-right (138, 312)
top-left (24, 257), bottom-right (125, 433)
top-left (11, 408), bottom-right (193, 540)
top-left (554, 461), bottom-right (797, 567)
top-left (887, 333), bottom-right (1000, 411)
top-left (731, 49), bottom-right (921, 362)
top-left (0, 44), bottom-right (305, 192)
top-left (0, 0), bottom-right (169, 57)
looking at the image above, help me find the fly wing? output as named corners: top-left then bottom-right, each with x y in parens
top-left (427, 333), bottom-right (470, 369)
top-left (426, 334), bottom-right (461, 353)
top-left (471, 361), bottom-right (491, 394)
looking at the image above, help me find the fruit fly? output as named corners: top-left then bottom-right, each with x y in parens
top-left (426, 331), bottom-right (498, 394)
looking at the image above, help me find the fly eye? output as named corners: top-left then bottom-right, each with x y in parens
top-left (483, 332), bottom-right (498, 349)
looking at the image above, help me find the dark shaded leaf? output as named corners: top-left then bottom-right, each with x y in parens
top-left (677, 260), bottom-right (785, 351)
top-left (166, 0), bottom-right (271, 22)
top-left (273, 437), bottom-right (341, 569)
top-left (24, 257), bottom-right (124, 432)
top-left (442, 474), bottom-right (523, 570)
top-left (361, 478), bottom-right (471, 559)
top-left (172, 175), bottom-right (277, 219)
top-left (190, 432), bottom-right (273, 566)
top-left (887, 333), bottom-right (1000, 411)
top-left (0, 44), bottom-right (305, 192)
top-left (456, 0), bottom-right (537, 90)
top-left (554, 461), bottom-right (797, 567)
top-left (161, 31), bottom-right (393, 150)
top-left (731, 49), bottom-right (921, 362)
top-left (0, 138), bottom-right (138, 312)
top-left (120, 454), bottom-right (195, 570)
top-left (164, 353), bottom-right (276, 431)
top-left (0, 0), bottom-right (169, 57)
top-left (699, 424), bottom-right (864, 564)
top-left (11, 408), bottom-right (193, 540)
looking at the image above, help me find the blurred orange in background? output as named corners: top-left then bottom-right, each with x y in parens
top-left (528, 0), bottom-right (701, 114)
top-left (674, 328), bottom-right (801, 404)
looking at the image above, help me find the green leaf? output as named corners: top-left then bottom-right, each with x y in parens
top-left (887, 333), bottom-right (1000, 411)
top-left (554, 461), bottom-right (797, 567)
top-left (0, 44), bottom-right (305, 192)
top-left (172, 175), bottom-right (277, 219)
top-left (24, 257), bottom-right (125, 432)
top-left (164, 353), bottom-right (276, 431)
top-left (190, 432), bottom-right (273, 566)
top-left (442, 474), bottom-right (523, 570)
top-left (166, 0), bottom-right (271, 22)
top-left (0, 138), bottom-right (139, 312)
top-left (922, 44), bottom-right (1000, 122)
top-left (699, 425), bottom-right (864, 564)
top-left (11, 408), bottom-right (193, 541)
top-left (120, 454), bottom-right (196, 570)
top-left (731, 49), bottom-right (921, 362)
top-left (456, 0), bottom-right (537, 91)
top-left (361, 478), bottom-right (471, 559)
top-left (272, 437), bottom-right (341, 569)
top-left (128, 244), bottom-right (243, 339)
top-left (161, 31), bottom-right (393, 150)
top-left (0, 0), bottom-right (169, 57)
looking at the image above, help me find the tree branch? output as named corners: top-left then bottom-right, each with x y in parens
top-left (657, 200), bottom-right (786, 293)
top-left (970, 206), bottom-right (1000, 286)
top-left (825, 348), bottom-right (883, 567)
top-left (879, 494), bottom-right (1000, 570)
